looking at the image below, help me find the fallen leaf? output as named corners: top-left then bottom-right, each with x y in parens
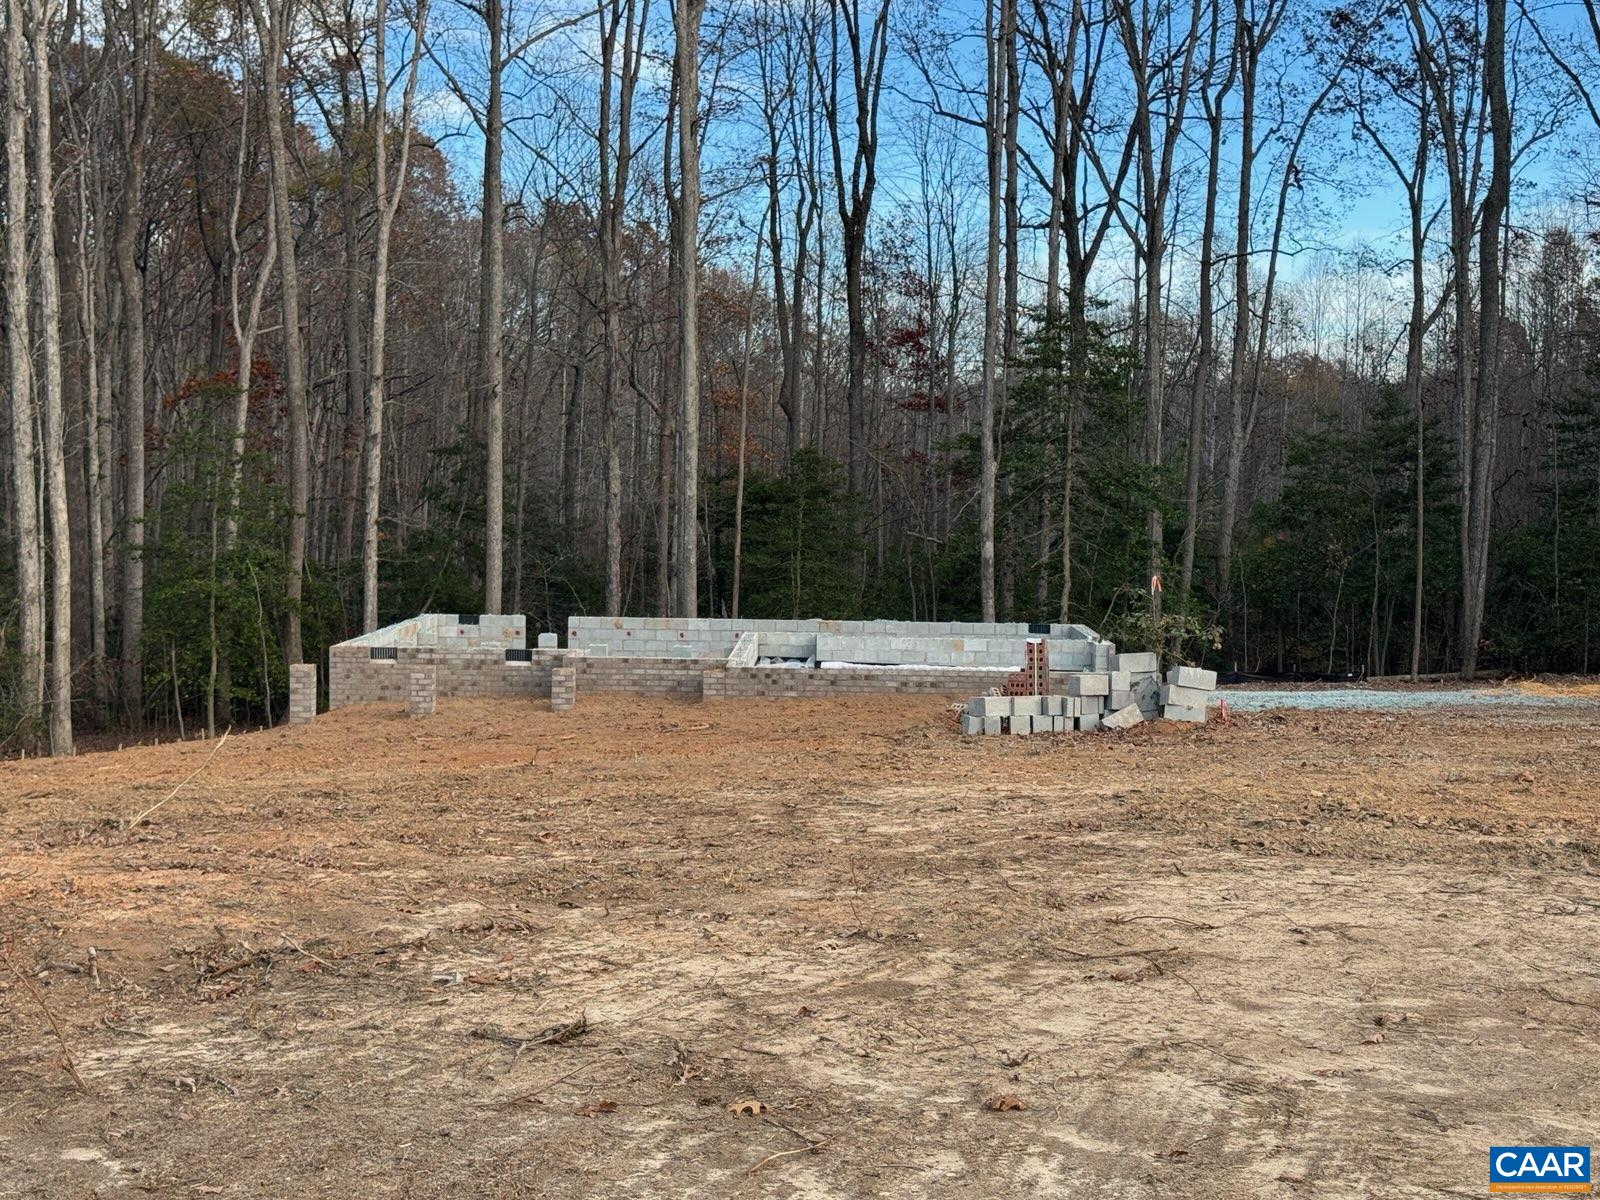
top-left (728, 1098), bottom-right (767, 1117)
top-left (1361, 1031), bottom-right (1385, 1045)
top-left (1155, 1147), bottom-right (1190, 1160)
top-left (576, 1100), bottom-right (617, 1117)
top-left (983, 1093), bottom-right (1027, 1112)
top-left (1000, 1049), bottom-right (1031, 1068)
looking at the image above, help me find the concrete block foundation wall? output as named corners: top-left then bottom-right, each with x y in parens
top-left (328, 642), bottom-right (719, 710)
top-left (702, 666), bottom-right (1083, 701)
top-left (340, 613), bottom-right (527, 651)
top-left (567, 615), bottom-right (1102, 668)
top-left (328, 644), bottom-right (541, 709)
top-left (325, 613), bottom-right (1160, 712)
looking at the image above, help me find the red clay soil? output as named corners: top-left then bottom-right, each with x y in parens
top-left (2, 695), bottom-right (1599, 1198)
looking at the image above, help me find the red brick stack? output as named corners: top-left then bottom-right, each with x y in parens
top-left (1000, 638), bottom-right (1049, 697)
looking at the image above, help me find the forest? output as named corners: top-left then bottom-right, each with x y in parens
top-left (3, 0), bottom-right (1599, 753)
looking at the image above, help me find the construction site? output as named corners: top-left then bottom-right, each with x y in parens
top-left (1, 614), bottom-right (1597, 1197)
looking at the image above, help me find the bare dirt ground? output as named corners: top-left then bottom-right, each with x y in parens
top-left (3, 693), bottom-right (1599, 1198)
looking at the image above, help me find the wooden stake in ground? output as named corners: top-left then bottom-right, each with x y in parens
top-left (2, 944), bottom-right (88, 1094)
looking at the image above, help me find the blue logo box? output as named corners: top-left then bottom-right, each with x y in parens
top-left (1490, 1147), bottom-right (1591, 1194)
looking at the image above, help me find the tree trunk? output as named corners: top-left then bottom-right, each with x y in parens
top-left (481, 0), bottom-right (505, 614)
top-left (29, 0), bottom-right (72, 752)
top-left (977, 0), bottom-right (1004, 622)
top-left (1180, 10), bottom-right (1231, 602)
top-left (672, 0), bottom-right (705, 618)
top-left (1462, 0), bottom-right (1510, 678)
top-left (598, 0), bottom-right (646, 615)
top-left (252, 0), bottom-right (307, 663)
top-left (356, 0), bottom-right (430, 632)
top-left (5, 0), bottom-right (42, 732)
top-left (113, 0), bottom-right (152, 726)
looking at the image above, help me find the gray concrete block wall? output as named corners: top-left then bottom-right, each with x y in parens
top-left (339, 613), bottom-right (526, 650)
top-left (288, 663), bottom-right (316, 725)
top-left (567, 615), bottom-right (1110, 666)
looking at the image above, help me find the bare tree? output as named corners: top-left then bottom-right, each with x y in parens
top-left (598, 0), bottom-right (648, 614)
top-left (672, 0), bottom-right (705, 617)
top-left (978, 0), bottom-right (1005, 621)
top-left (1464, 0), bottom-right (1512, 677)
top-left (1215, 0), bottom-right (1287, 640)
top-left (109, 0), bottom-right (154, 725)
top-left (6, 0), bottom-right (42, 731)
top-left (28, 0), bottom-right (73, 753)
top-left (1348, 11), bottom-right (1436, 679)
top-left (1108, 0), bottom-right (1204, 624)
top-left (1179, 0), bottom-right (1234, 601)
top-left (825, 0), bottom-right (892, 509)
top-left (478, 0), bottom-right (508, 615)
top-left (249, 0), bottom-right (310, 667)
top-left (359, 0), bottom-right (431, 631)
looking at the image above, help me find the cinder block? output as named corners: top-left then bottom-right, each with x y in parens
top-left (1012, 696), bottom-right (1042, 717)
top-left (1160, 683), bottom-right (1211, 709)
top-left (1076, 712), bottom-right (1101, 732)
top-left (969, 695), bottom-right (1011, 718)
top-left (982, 716), bottom-right (1002, 736)
top-left (1167, 665), bottom-right (1218, 691)
top-left (288, 663), bottom-right (317, 725)
top-left (408, 666), bottom-right (437, 718)
top-left (960, 714), bottom-right (983, 736)
top-left (1009, 715), bottom-right (1032, 735)
top-left (1102, 703), bottom-right (1144, 730)
top-left (1067, 673), bottom-right (1109, 697)
top-left (1114, 651), bottom-right (1159, 674)
top-left (1109, 689), bottom-right (1134, 711)
top-left (550, 666), bottom-right (576, 712)
top-left (1163, 703), bottom-right (1206, 723)
top-left (1109, 670), bottom-right (1130, 692)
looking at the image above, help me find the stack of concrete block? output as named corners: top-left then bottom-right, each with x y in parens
top-left (1109, 651), bottom-right (1162, 718)
top-left (960, 692), bottom-right (1109, 735)
top-left (550, 666), bottom-right (576, 712)
top-left (288, 663), bottom-right (317, 726)
top-left (958, 651), bottom-right (1220, 735)
top-left (1160, 665), bottom-right (1216, 723)
top-left (408, 666), bottom-right (437, 718)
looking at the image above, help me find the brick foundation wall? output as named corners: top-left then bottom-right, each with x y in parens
top-left (328, 645), bottom-right (542, 709)
top-left (329, 646), bottom-right (719, 709)
top-left (573, 655), bottom-right (711, 700)
top-left (700, 666), bottom-right (1082, 700)
top-left (329, 640), bottom-right (1072, 710)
